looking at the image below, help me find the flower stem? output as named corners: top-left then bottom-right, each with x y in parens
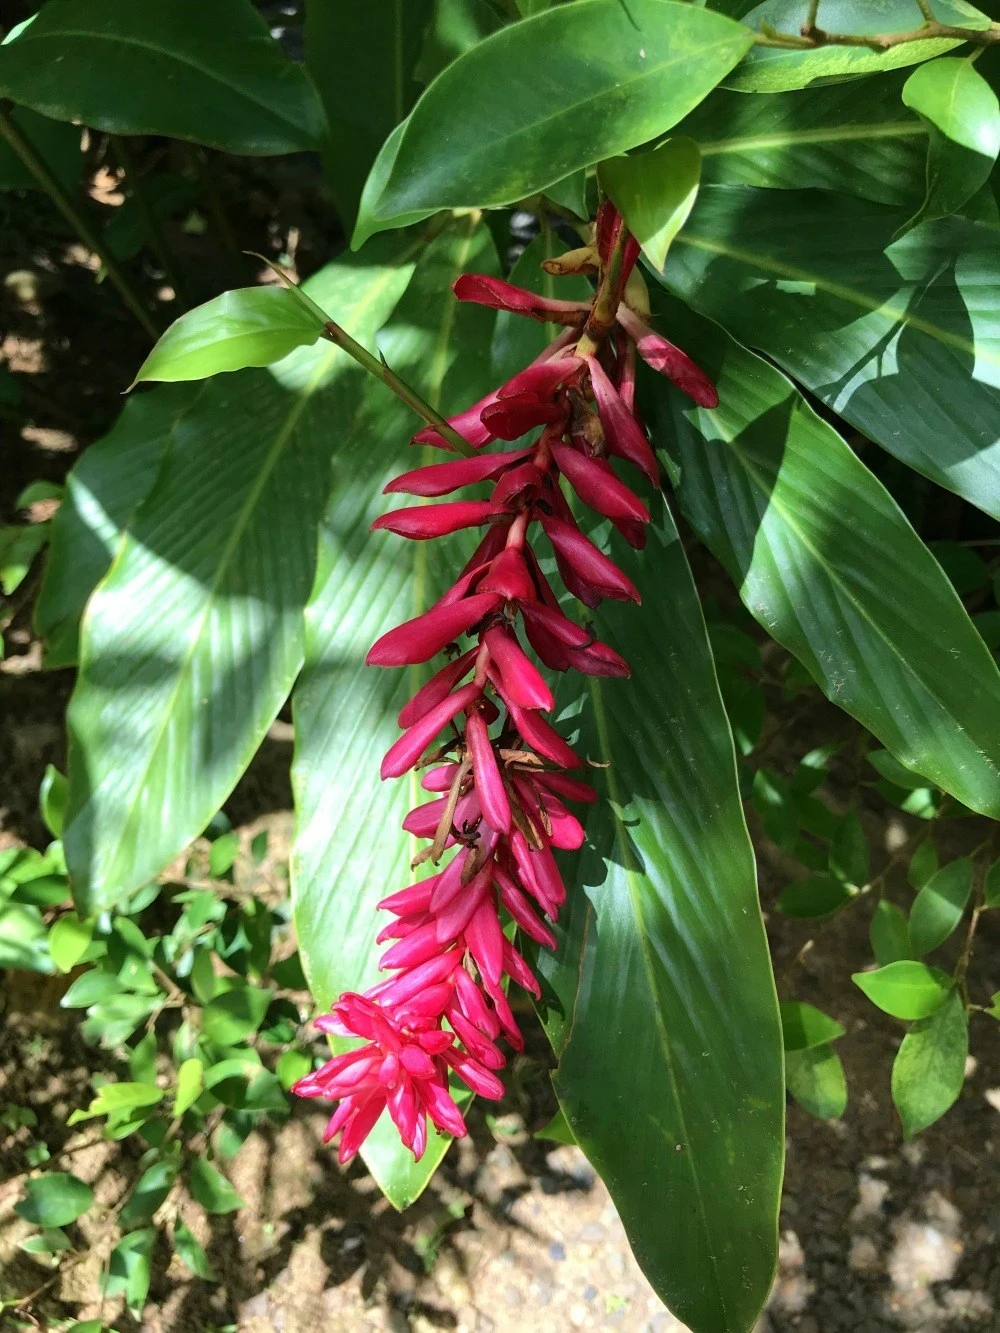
top-left (0, 102), bottom-right (161, 341)
top-left (576, 221), bottom-right (631, 358)
top-left (320, 319), bottom-right (476, 457)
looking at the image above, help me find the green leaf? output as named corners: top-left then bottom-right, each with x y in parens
top-left (779, 1001), bottom-right (846, 1052)
top-left (0, 522), bottom-right (48, 594)
top-left (0, 0), bottom-right (327, 155)
top-left (132, 288), bottom-right (326, 386)
top-left (777, 875), bottom-right (853, 918)
top-left (0, 902), bottom-right (53, 973)
top-left (868, 748), bottom-right (930, 790)
top-left (0, 106), bottom-right (81, 192)
top-left (900, 58), bottom-right (1000, 232)
top-left (173, 1058), bottom-right (205, 1117)
top-left (891, 985), bottom-right (968, 1138)
top-left (648, 292), bottom-right (1000, 820)
top-left (930, 540), bottom-right (990, 595)
top-left (103, 1227), bottom-right (154, 1315)
top-left (174, 1219), bottom-right (217, 1281)
top-left (39, 764), bottom-right (68, 838)
top-left (362, 0), bottom-right (752, 235)
top-left (60, 969), bottom-right (125, 1008)
top-left (275, 1048), bottom-right (312, 1091)
top-left (414, 0), bottom-right (506, 85)
top-left (665, 185), bottom-right (1000, 521)
top-left (544, 167), bottom-right (590, 217)
top-left (908, 856), bottom-right (973, 956)
top-left (870, 899), bottom-right (912, 966)
top-left (35, 384), bottom-right (190, 669)
top-left (729, 0), bottom-right (990, 93)
top-left (15, 1173), bottom-right (94, 1227)
top-left (118, 1159), bottom-right (179, 1227)
top-left (19, 1227), bottom-right (73, 1255)
top-left (201, 987), bottom-right (271, 1045)
top-left (306, 0), bottom-right (432, 230)
top-left (852, 961), bottom-right (952, 1020)
top-left (676, 72), bottom-right (927, 206)
top-left (829, 813), bottom-right (869, 889)
top-left (208, 831), bottom-right (240, 879)
top-left (599, 137), bottom-right (701, 272)
top-left (535, 1107), bottom-right (577, 1145)
top-left (292, 219), bottom-right (502, 1209)
top-left (534, 506), bottom-right (782, 1332)
top-left (490, 230), bottom-right (593, 384)
top-left (984, 857), bottom-right (1000, 908)
top-left (68, 1081), bottom-right (164, 1124)
top-left (909, 837), bottom-right (938, 891)
top-left (48, 912), bottom-right (94, 973)
top-left (188, 1158), bottom-right (244, 1214)
top-left (61, 236), bottom-right (420, 914)
top-left (785, 1043), bottom-right (847, 1120)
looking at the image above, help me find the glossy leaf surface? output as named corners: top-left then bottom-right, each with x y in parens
top-left (292, 219), bottom-right (501, 1208)
top-left (0, 0), bottom-right (327, 155)
top-left (599, 138), bottom-right (701, 272)
top-left (535, 503), bottom-right (782, 1333)
top-left (852, 961), bottom-right (952, 1020)
top-left (363, 0), bottom-right (752, 233)
top-left (648, 294), bottom-right (1000, 820)
top-left (62, 237), bottom-right (420, 914)
top-left (728, 0), bottom-right (989, 93)
top-left (666, 185), bottom-right (1000, 518)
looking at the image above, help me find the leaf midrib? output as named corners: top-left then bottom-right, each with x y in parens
top-left (674, 230), bottom-right (1000, 368)
top-left (387, 26), bottom-right (750, 207)
top-left (699, 120), bottom-right (925, 157)
top-left (718, 424), bottom-right (1000, 782)
top-left (8, 28), bottom-right (306, 136)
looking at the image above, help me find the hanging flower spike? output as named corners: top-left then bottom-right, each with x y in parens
top-left (294, 206), bottom-right (719, 1164)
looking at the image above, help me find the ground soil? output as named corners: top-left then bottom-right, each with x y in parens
top-left (3, 146), bottom-right (1000, 1333)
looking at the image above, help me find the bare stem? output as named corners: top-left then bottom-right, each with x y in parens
top-left (0, 102), bottom-right (160, 341)
top-left (321, 320), bottom-right (476, 458)
top-left (755, 17), bottom-right (1000, 50)
top-left (576, 220), bottom-right (631, 358)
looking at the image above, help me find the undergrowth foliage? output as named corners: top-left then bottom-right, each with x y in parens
top-left (4, 1), bottom-right (1000, 1330)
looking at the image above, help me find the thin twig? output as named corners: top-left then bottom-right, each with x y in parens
top-left (755, 18), bottom-right (1000, 50)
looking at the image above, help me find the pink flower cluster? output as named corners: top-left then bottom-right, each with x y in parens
top-left (293, 206), bottom-right (718, 1164)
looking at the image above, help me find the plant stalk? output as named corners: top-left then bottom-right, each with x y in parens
top-left (320, 319), bottom-right (476, 457)
top-left (0, 102), bottom-right (160, 341)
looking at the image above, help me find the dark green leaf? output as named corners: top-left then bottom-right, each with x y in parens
top-left (39, 764), bottom-right (68, 838)
top-left (852, 961), bottom-right (952, 1019)
top-left (785, 1043), bottom-right (847, 1120)
top-left (908, 856), bottom-right (973, 956)
top-left (829, 812), bottom-right (869, 888)
top-left (35, 384), bottom-right (190, 669)
top-left (777, 875), bottom-right (853, 918)
top-left (276, 1048), bottom-right (312, 1091)
top-left (534, 505), bottom-right (782, 1332)
top-left (0, 0), bottom-right (326, 155)
top-left (665, 185), bottom-right (1000, 520)
top-left (0, 522), bottom-right (48, 594)
top-left (891, 986), bottom-right (968, 1138)
top-left (208, 831), bottom-right (240, 879)
top-left (62, 237), bottom-right (420, 914)
top-left (908, 837), bottom-right (938, 890)
top-left (676, 73), bottom-right (926, 206)
top-left (306, 0), bottom-right (432, 230)
top-left (929, 541), bottom-right (990, 595)
top-left (729, 0), bottom-right (989, 93)
top-left (0, 106), bottom-right (81, 192)
top-left (868, 748), bottom-right (931, 790)
top-left (535, 1107), bottom-right (576, 1145)
top-left (15, 1173), bottom-right (93, 1227)
top-left (648, 293), bottom-right (1000, 819)
top-left (188, 1158), bottom-right (244, 1214)
top-left (201, 987), bottom-right (271, 1045)
top-left (598, 137), bottom-right (701, 271)
top-left (779, 1001), bottom-right (846, 1051)
top-left (870, 899), bottom-right (912, 966)
top-left (360, 0), bottom-right (752, 237)
top-left (61, 969), bottom-right (125, 1008)
top-left (103, 1227), bottom-right (154, 1314)
top-left (174, 1219), bottom-right (216, 1281)
top-left (414, 0), bottom-right (506, 85)
top-left (0, 902), bottom-right (53, 973)
top-left (118, 1159), bottom-right (178, 1227)
top-left (19, 1227), bottom-right (72, 1255)
top-left (490, 230), bottom-right (592, 385)
top-left (985, 857), bottom-right (1000, 907)
top-left (292, 219), bottom-right (501, 1209)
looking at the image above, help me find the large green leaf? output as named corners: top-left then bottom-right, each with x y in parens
top-left (306, 0), bottom-right (433, 230)
top-left (0, 106), bottom-right (81, 192)
top-left (0, 0), bottom-right (326, 155)
top-left (360, 0), bottom-right (752, 235)
top-left (648, 292), bottom-right (1000, 820)
top-left (665, 184), bottom-right (1000, 519)
top-left (727, 0), bottom-right (991, 93)
top-left (675, 73), bottom-right (927, 205)
top-left (291, 218), bottom-right (501, 1207)
top-left (535, 501), bottom-right (783, 1333)
top-left (62, 236), bottom-right (420, 915)
top-left (36, 384), bottom-right (192, 669)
